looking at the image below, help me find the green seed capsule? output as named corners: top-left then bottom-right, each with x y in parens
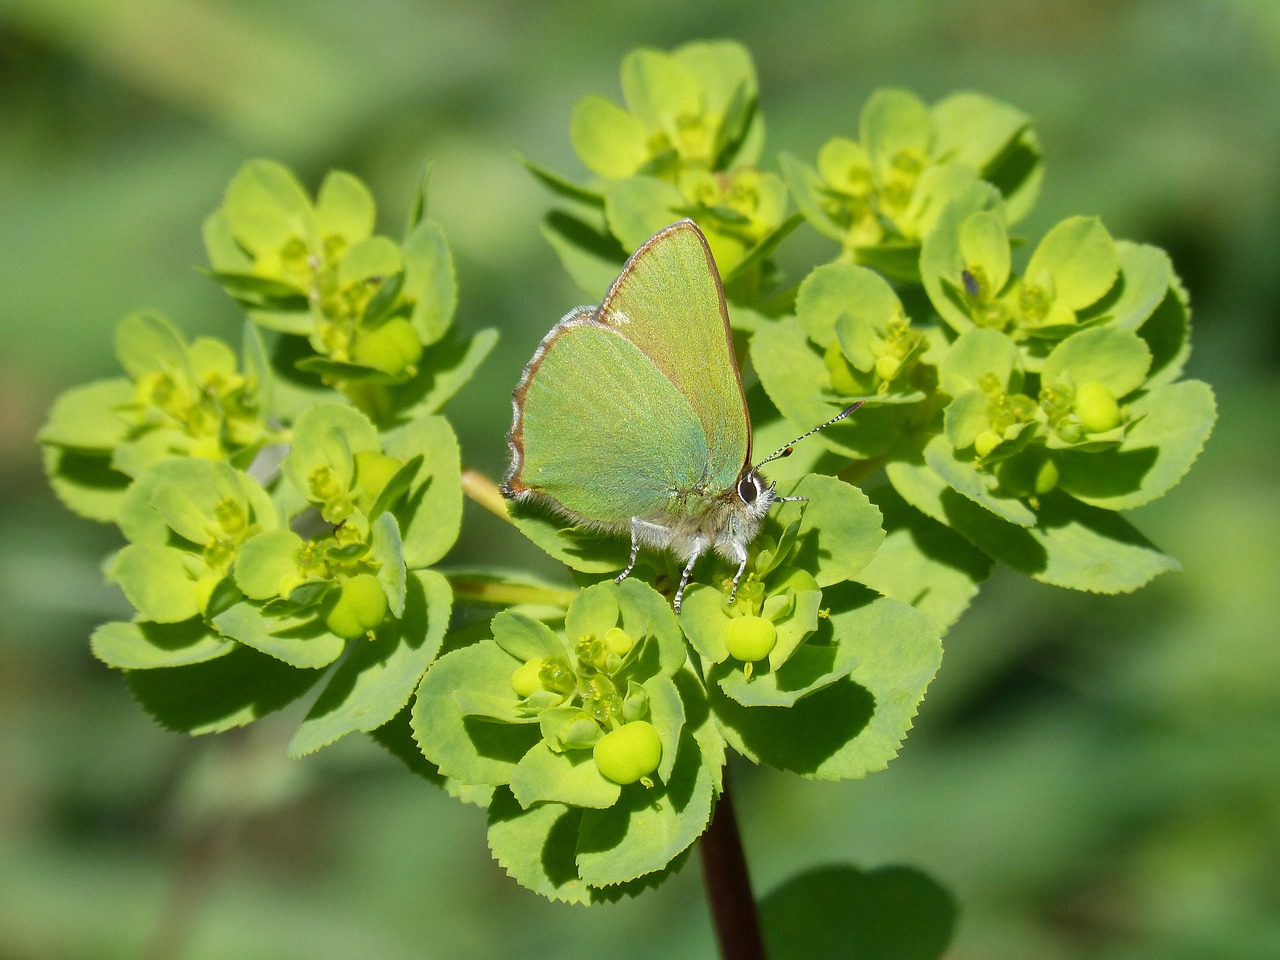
top-left (724, 615), bottom-right (777, 663)
top-left (593, 721), bottom-right (662, 785)
top-left (324, 573), bottom-right (387, 639)
top-left (1074, 381), bottom-right (1122, 433)
top-left (511, 658), bottom-right (545, 698)
top-left (974, 429), bottom-right (1003, 458)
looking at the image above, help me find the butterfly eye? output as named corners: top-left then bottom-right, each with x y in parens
top-left (737, 476), bottom-right (759, 504)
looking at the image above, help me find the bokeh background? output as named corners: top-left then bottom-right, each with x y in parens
top-left (3, 1), bottom-right (1278, 957)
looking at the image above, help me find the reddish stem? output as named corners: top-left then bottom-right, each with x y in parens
top-left (699, 774), bottom-right (767, 960)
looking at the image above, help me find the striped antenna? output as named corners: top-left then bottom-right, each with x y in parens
top-left (753, 401), bottom-right (863, 470)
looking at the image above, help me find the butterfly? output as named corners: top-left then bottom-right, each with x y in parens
top-left (503, 219), bottom-right (857, 611)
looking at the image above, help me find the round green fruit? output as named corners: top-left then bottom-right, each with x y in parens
top-left (1074, 381), bottom-right (1122, 433)
top-left (724, 615), bottom-right (777, 663)
top-left (324, 573), bottom-right (388, 638)
top-left (511, 658), bottom-right (545, 698)
top-left (593, 721), bottom-right (662, 785)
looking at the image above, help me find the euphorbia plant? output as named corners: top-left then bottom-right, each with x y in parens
top-left (39, 39), bottom-right (1214, 958)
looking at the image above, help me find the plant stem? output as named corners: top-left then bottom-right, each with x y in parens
top-left (700, 772), bottom-right (767, 960)
top-left (447, 574), bottom-right (577, 609)
top-left (461, 467), bottom-right (515, 522)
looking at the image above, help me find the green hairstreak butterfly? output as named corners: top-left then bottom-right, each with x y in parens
top-left (503, 219), bottom-right (858, 611)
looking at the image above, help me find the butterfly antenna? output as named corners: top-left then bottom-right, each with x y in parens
top-left (753, 402), bottom-right (863, 470)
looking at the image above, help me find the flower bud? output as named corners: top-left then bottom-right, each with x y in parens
top-left (511, 658), bottom-right (546, 698)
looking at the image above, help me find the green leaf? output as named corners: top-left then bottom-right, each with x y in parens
top-left (957, 210), bottom-right (1010, 294)
top-left (382, 414), bottom-right (462, 568)
top-left (920, 182), bottom-right (1006, 332)
top-left (127, 645), bottom-right (321, 735)
top-left (1025, 216), bottom-right (1119, 311)
top-left (233, 529), bottom-right (304, 600)
top-left (776, 474), bottom-right (885, 586)
top-left (212, 599), bottom-right (346, 668)
top-left (575, 727), bottom-right (714, 886)
top-left (711, 582), bottom-right (941, 780)
top-left (91, 619), bottom-right (234, 670)
top-left (856, 483), bottom-right (992, 634)
top-left (722, 212), bottom-right (804, 287)
top-left (924, 434), bottom-right (1038, 527)
top-left (506, 498), bottom-right (630, 574)
top-left (315, 170), bottom-right (375, 244)
top-left (761, 865), bottom-right (957, 960)
top-left (413, 639), bottom-right (543, 786)
top-left (38, 378), bottom-right (133, 450)
top-left (540, 211), bottom-right (628, 299)
top-left (779, 152), bottom-right (845, 243)
top-left (369, 512), bottom-right (407, 617)
top-left (751, 316), bottom-right (907, 459)
top-left (487, 790), bottom-right (592, 904)
top-left (939, 327), bottom-right (1021, 396)
top-left (288, 570), bottom-right (453, 757)
top-left (391, 326), bottom-right (499, 420)
top-left (570, 95), bottom-right (650, 180)
top-left (643, 672), bottom-right (687, 783)
top-left (222, 159), bottom-right (316, 253)
top-left (491, 609), bottom-right (563, 663)
top-left (943, 488), bottom-right (1180, 592)
top-left (113, 310), bottom-right (189, 381)
top-left (715, 625), bottom-right (858, 709)
top-left (281, 403), bottom-right (379, 498)
top-left (401, 218), bottom-right (457, 348)
top-left (111, 544), bottom-right (206, 623)
top-left (604, 175), bottom-right (685, 251)
top-left (1041, 326), bottom-right (1152, 396)
top-left (518, 152), bottom-right (606, 207)
top-left (943, 389), bottom-right (992, 450)
top-left (43, 445), bottom-right (131, 522)
top-left (1106, 242), bottom-right (1173, 331)
top-left (336, 236), bottom-right (402, 287)
top-left (796, 262), bottom-right (900, 349)
top-left (620, 48), bottom-right (700, 133)
top-left (510, 743), bottom-right (621, 810)
top-left (859, 89), bottom-right (932, 172)
top-left (1057, 380), bottom-right (1216, 510)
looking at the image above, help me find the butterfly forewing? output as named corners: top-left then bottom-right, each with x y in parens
top-left (594, 221), bottom-right (751, 495)
top-left (508, 312), bottom-right (711, 525)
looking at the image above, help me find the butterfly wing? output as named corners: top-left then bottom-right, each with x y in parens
top-left (505, 309), bottom-right (711, 524)
top-left (594, 220), bottom-right (751, 495)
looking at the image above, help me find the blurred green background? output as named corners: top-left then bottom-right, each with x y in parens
top-left (3, 1), bottom-right (1278, 957)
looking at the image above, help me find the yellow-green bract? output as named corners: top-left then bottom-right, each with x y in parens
top-left (503, 220), bottom-right (818, 611)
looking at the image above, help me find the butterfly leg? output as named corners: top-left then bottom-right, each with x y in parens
top-left (673, 538), bottom-right (707, 614)
top-left (725, 538), bottom-right (750, 604)
top-left (615, 519), bottom-right (644, 585)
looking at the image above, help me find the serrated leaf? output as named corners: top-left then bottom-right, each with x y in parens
top-left (751, 316), bottom-right (906, 459)
top-left (127, 645), bottom-right (321, 735)
top-left (856, 484), bottom-right (992, 634)
top-left (222, 159), bottom-right (316, 253)
top-left (401, 218), bottom-right (457, 348)
top-left (925, 434), bottom-right (1037, 526)
top-left (510, 743), bottom-right (622, 810)
top-left (775, 474), bottom-right (885, 586)
top-left (797, 262), bottom-right (900, 349)
top-left (506, 497), bottom-right (630, 574)
top-left (413, 639), bottom-right (542, 786)
top-left (112, 543), bottom-right (206, 623)
top-left (1057, 380), bottom-right (1216, 510)
top-left (487, 789), bottom-right (592, 903)
top-left (1025, 216), bottom-right (1119, 311)
top-left (288, 570), bottom-right (452, 757)
top-left (711, 582), bottom-right (941, 780)
top-left (920, 182), bottom-right (1006, 332)
top-left (43, 445), bottom-right (131, 522)
top-left (942, 488), bottom-right (1180, 592)
top-left (575, 727), bottom-right (714, 886)
top-left (1041, 326), bottom-right (1152, 396)
top-left (491, 610), bottom-right (563, 663)
top-left (390, 326), bottom-right (499, 421)
top-left (38, 378), bottom-right (133, 450)
top-left (382, 414), bottom-right (462, 568)
top-left (233, 529), bottom-right (304, 600)
top-left (212, 599), bottom-right (345, 668)
top-left (91, 619), bottom-right (235, 670)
